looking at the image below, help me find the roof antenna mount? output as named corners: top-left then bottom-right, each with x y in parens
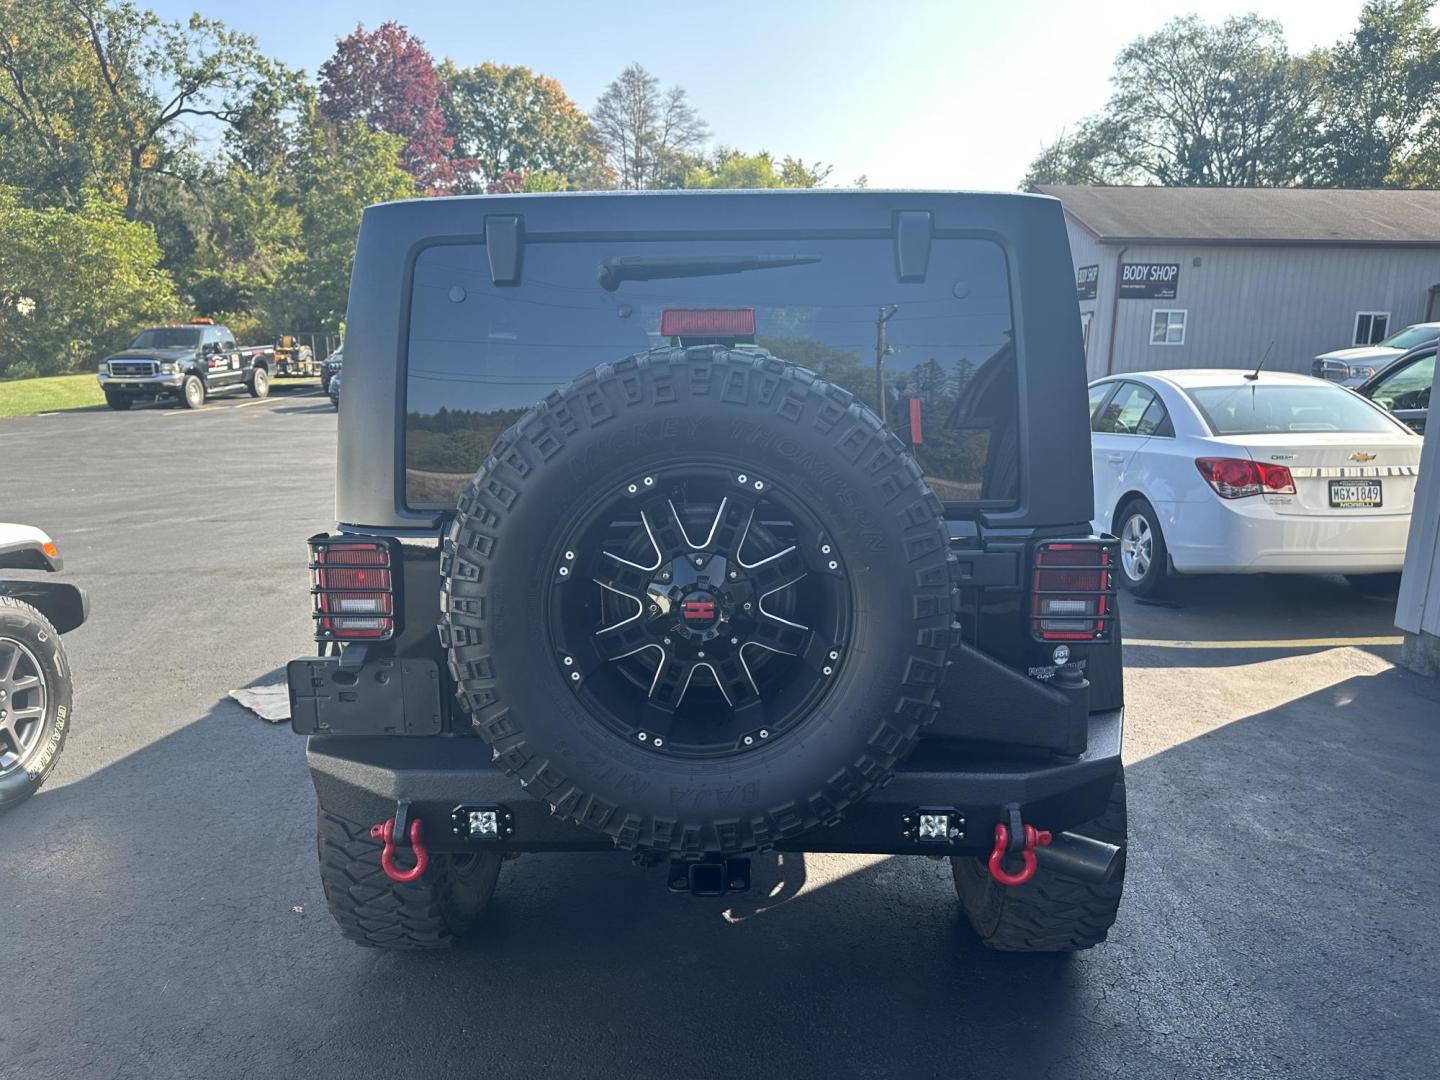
top-left (1244, 340), bottom-right (1275, 382)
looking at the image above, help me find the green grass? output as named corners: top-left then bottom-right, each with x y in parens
top-left (0, 373), bottom-right (106, 419)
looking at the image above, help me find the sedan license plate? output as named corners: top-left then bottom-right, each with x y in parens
top-left (1329, 480), bottom-right (1382, 508)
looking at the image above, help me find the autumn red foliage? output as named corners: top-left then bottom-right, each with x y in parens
top-left (318, 22), bottom-right (459, 193)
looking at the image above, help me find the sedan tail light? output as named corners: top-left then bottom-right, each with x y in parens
top-left (1030, 540), bottom-right (1117, 642)
top-left (309, 536), bottom-right (399, 641)
top-left (1194, 457), bottom-right (1296, 499)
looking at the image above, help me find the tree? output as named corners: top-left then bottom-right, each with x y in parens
top-left (683, 147), bottom-right (832, 189)
top-left (1313, 0), bottom-right (1440, 186)
top-left (318, 22), bottom-right (455, 193)
top-left (440, 61), bottom-right (601, 191)
top-left (1023, 14), bottom-right (1320, 187)
top-left (268, 109), bottom-right (415, 332)
top-left (0, 0), bottom-right (275, 217)
top-left (0, 185), bottom-right (175, 377)
top-left (187, 168), bottom-right (302, 321)
top-left (1023, 119), bottom-right (1132, 187)
top-left (591, 63), bottom-right (708, 189)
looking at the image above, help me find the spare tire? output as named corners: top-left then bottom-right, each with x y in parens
top-left (441, 346), bottom-right (954, 854)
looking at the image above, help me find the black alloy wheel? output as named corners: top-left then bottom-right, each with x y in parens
top-left (549, 465), bottom-right (852, 760)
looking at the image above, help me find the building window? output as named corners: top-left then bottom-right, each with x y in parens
top-left (1080, 310), bottom-right (1093, 356)
top-left (1151, 309), bottom-right (1186, 345)
top-left (1354, 311), bottom-right (1390, 345)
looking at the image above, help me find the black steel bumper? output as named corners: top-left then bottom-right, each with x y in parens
top-left (303, 709), bottom-right (1123, 857)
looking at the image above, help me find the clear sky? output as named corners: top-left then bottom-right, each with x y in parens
top-left (151, 0), bottom-right (1382, 190)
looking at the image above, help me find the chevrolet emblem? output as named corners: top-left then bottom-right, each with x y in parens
top-left (1348, 452), bottom-right (1377, 462)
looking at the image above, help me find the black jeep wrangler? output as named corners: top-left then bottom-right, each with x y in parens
top-left (288, 190), bottom-right (1126, 952)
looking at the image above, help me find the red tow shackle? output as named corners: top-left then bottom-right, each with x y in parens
top-left (371, 817), bottom-right (429, 883)
top-left (988, 822), bottom-right (1052, 887)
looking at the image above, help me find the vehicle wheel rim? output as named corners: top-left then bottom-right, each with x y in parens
top-left (187, 380), bottom-right (202, 406)
top-left (0, 637), bottom-right (47, 777)
top-left (1120, 513), bottom-right (1152, 581)
top-left (548, 465), bottom-right (853, 760)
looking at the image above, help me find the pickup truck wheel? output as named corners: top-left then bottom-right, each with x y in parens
top-left (103, 392), bottom-right (133, 411)
top-left (0, 596), bottom-right (72, 811)
top-left (442, 347), bottom-right (954, 855)
top-left (247, 366), bottom-right (270, 398)
top-left (316, 807), bottom-right (502, 950)
top-left (950, 769), bottom-right (1127, 952)
top-left (181, 375), bottom-right (206, 409)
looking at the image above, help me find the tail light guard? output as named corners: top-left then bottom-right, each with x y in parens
top-left (308, 533), bottom-right (403, 645)
top-left (1028, 537), bottom-right (1118, 643)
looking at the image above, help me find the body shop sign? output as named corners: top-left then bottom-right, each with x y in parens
top-left (1119, 262), bottom-right (1179, 299)
top-left (1076, 264), bottom-right (1099, 300)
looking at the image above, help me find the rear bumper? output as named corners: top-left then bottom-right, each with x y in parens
top-left (303, 709), bottom-right (1123, 856)
top-left (1162, 498), bottom-right (1409, 574)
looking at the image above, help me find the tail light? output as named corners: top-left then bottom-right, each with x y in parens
top-left (1194, 457), bottom-right (1296, 499)
top-left (1030, 540), bottom-right (1116, 642)
top-left (309, 535), bottom-right (399, 641)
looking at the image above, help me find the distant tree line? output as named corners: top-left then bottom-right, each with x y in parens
top-left (0, 4), bottom-right (840, 378)
top-left (1026, 0), bottom-right (1440, 188)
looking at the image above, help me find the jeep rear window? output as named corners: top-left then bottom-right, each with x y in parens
top-left (404, 237), bottom-right (1017, 509)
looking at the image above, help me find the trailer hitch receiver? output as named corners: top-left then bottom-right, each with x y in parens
top-left (668, 856), bottom-right (751, 896)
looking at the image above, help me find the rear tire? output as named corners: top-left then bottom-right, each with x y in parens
top-left (247, 366), bottom-right (270, 398)
top-left (1116, 499), bottom-right (1168, 597)
top-left (103, 392), bottom-right (133, 411)
top-left (951, 769), bottom-right (1127, 952)
top-left (1345, 572), bottom-right (1402, 596)
top-left (181, 375), bottom-right (206, 409)
top-left (316, 806), bottom-right (502, 950)
top-left (0, 597), bottom-right (73, 812)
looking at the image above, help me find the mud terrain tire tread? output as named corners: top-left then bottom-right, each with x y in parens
top-left (316, 807), bottom-right (501, 950)
top-left (440, 346), bottom-right (956, 855)
top-left (951, 770), bottom-right (1127, 952)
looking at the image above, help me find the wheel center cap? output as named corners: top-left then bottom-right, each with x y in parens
top-left (680, 591), bottom-right (720, 628)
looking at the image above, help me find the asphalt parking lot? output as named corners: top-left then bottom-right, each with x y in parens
top-left (2, 391), bottom-right (1438, 1080)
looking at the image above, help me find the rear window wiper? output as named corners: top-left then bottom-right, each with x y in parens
top-left (597, 254), bottom-right (821, 292)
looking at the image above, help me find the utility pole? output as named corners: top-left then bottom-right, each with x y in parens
top-left (874, 304), bottom-right (898, 423)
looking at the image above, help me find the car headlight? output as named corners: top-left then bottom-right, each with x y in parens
top-left (1349, 365), bottom-right (1377, 379)
top-left (98, 362), bottom-right (109, 375)
top-left (160, 362), bottom-right (177, 374)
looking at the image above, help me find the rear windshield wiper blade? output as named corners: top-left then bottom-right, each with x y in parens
top-left (597, 254), bottom-right (821, 292)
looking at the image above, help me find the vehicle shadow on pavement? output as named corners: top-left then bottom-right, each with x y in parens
top-left (6, 663), bottom-right (1439, 1079)
top-left (1120, 573), bottom-right (1405, 669)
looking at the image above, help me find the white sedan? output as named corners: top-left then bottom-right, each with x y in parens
top-left (1087, 370), bottom-right (1423, 595)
